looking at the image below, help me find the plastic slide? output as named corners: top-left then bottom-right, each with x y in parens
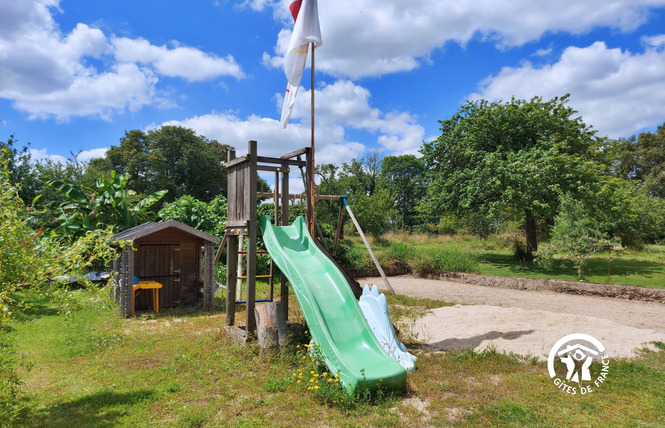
top-left (358, 284), bottom-right (417, 372)
top-left (259, 215), bottom-right (406, 393)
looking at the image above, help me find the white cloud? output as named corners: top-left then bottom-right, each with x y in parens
top-left (0, 0), bottom-right (244, 120)
top-left (77, 148), bottom-right (109, 162)
top-left (469, 39), bottom-right (665, 138)
top-left (29, 148), bottom-right (67, 164)
top-left (113, 37), bottom-right (245, 81)
top-left (10, 64), bottom-right (159, 121)
top-left (160, 80), bottom-right (423, 164)
top-left (643, 34), bottom-right (665, 48)
top-left (29, 146), bottom-right (108, 164)
top-left (265, 0), bottom-right (665, 78)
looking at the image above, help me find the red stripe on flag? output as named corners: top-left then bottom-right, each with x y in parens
top-left (289, 0), bottom-right (302, 22)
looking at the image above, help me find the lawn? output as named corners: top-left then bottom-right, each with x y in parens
top-left (346, 232), bottom-right (665, 289)
top-left (3, 287), bottom-right (664, 427)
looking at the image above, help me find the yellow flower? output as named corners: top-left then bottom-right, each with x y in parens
top-left (297, 380), bottom-right (301, 384)
top-left (334, 379), bottom-right (339, 382)
top-left (310, 371), bottom-right (315, 374)
top-left (322, 372), bottom-right (328, 377)
top-left (313, 373), bottom-right (319, 377)
top-left (307, 386), bottom-right (311, 390)
top-left (302, 356), bottom-right (306, 359)
top-left (327, 378), bottom-right (332, 382)
top-left (292, 373), bottom-right (296, 377)
top-left (309, 379), bottom-right (314, 383)
top-left (296, 345), bottom-right (300, 348)
top-left (314, 385), bottom-right (319, 389)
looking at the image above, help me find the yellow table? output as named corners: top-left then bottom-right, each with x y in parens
top-left (133, 280), bottom-right (163, 315)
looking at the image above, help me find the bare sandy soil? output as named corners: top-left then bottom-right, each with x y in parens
top-left (360, 275), bottom-right (665, 360)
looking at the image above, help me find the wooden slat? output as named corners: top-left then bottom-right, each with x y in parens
top-left (224, 154), bottom-right (250, 168)
top-left (279, 147), bottom-right (308, 159)
top-left (257, 156), bottom-right (306, 167)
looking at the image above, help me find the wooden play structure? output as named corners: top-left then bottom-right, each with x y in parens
top-left (111, 220), bottom-right (220, 318)
top-left (222, 140), bottom-right (392, 340)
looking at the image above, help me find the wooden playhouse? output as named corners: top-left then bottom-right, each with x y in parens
top-left (111, 220), bottom-right (220, 317)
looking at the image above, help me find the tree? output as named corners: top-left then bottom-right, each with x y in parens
top-left (421, 95), bottom-right (601, 254)
top-left (87, 126), bottom-right (230, 203)
top-left (542, 196), bottom-right (621, 279)
top-left (380, 154), bottom-right (426, 230)
top-left (0, 135), bottom-right (39, 204)
top-left (604, 123), bottom-right (665, 198)
top-left (316, 153), bottom-right (394, 236)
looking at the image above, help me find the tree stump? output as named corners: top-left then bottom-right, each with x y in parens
top-left (254, 302), bottom-right (288, 351)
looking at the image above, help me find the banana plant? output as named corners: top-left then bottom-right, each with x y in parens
top-left (46, 170), bottom-right (167, 238)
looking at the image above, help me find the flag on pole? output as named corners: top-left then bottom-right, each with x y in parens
top-left (280, 0), bottom-right (322, 128)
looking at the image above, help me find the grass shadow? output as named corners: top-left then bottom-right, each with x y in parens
top-left (17, 389), bottom-right (158, 428)
top-left (479, 252), bottom-right (664, 284)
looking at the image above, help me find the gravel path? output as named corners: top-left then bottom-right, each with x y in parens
top-left (360, 275), bottom-right (665, 360)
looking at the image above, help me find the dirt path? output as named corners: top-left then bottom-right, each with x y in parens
top-left (360, 275), bottom-right (665, 360)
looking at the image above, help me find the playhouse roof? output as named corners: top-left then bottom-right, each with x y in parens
top-left (111, 220), bottom-right (221, 245)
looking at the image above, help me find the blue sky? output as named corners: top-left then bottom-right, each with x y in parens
top-left (2, 0), bottom-right (665, 177)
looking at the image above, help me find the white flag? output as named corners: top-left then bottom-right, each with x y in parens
top-left (280, 0), bottom-right (322, 128)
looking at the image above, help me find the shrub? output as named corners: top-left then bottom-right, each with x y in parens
top-left (412, 248), bottom-right (478, 276)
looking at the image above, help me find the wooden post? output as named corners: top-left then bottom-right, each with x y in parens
top-left (128, 248), bottom-right (135, 315)
top-left (226, 233), bottom-right (238, 326)
top-left (305, 148), bottom-right (314, 235)
top-left (119, 249), bottom-right (131, 318)
top-left (280, 164), bottom-right (290, 318)
top-left (309, 43), bottom-right (316, 237)
top-left (245, 140), bottom-right (258, 333)
top-left (203, 241), bottom-right (214, 310)
top-left (225, 148), bottom-right (238, 326)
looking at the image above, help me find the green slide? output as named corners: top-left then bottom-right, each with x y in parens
top-left (259, 215), bottom-right (406, 393)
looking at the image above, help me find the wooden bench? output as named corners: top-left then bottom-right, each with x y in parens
top-left (133, 280), bottom-right (163, 315)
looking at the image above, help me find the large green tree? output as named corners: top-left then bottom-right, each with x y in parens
top-left (380, 154), bottom-right (426, 230)
top-left (316, 152), bottom-right (394, 236)
top-left (421, 95), bottom-right (602, 254)
top-left (87, 126), bottom-right (230, 203)
top-left (604, 123), bottom-right (665, 198)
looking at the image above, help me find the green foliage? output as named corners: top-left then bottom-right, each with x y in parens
top-left (380, 155), bottom-right (426, 230)
top-left (540, 196), bottom-right (622, 278)
top-left (584, 177), bottom-right (665, 247)
top-left (604, 123), bottom-right (665, 198)
top-left (347, 189), bottom-right (396, 236)
top-left (316, 152), bottom-right (395, 236)
top-left (0, 135), bottom-right (40, 205)
top-left (421, 95), bottom-right (603, 253)
top-left (47, 170), bottom-right (167, 238)
top-left (158, 194), bottom-right (228, 239)
top-left (411, 248), bottom-right (479, 276)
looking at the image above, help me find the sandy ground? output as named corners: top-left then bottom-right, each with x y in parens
top-left (360, 276), bottom-right (665, 360)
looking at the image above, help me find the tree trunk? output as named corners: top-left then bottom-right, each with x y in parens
top-left (525, 209), bottom-right (538, 254)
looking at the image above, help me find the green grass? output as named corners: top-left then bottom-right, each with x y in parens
top-left (346, 233), bottom-right (665, 289)
top-left (3, 288), bottom-right (665, 427)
